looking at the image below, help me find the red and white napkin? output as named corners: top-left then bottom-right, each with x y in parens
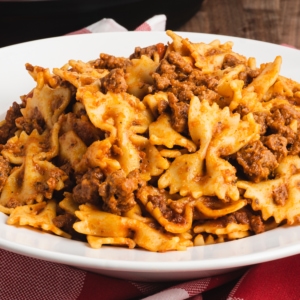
top-left (1, 15), bottom-right (300, 300)
top-left (67, 14), bottom-right (167, 35)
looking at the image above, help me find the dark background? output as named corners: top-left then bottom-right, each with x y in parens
top-left (0, 0), bottom-right (203, 47)
top-left (2, 0), bottom-right (299, 49)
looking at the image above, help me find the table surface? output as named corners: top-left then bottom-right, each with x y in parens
top-left (178, 0), bottom-right (300, 49)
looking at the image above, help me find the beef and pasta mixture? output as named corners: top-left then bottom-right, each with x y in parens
top-left (1, 30), bottom-right (300, 252)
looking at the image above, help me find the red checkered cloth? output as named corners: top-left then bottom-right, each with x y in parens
top-left (2, 248), bottom-right (300, 300)
top-left (1, 15), bottom-right (300, 300)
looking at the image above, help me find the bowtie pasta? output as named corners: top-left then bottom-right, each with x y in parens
top-left (1, 30), bottom-right (300, 252)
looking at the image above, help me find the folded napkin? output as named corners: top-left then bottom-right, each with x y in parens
top-left (1, 16), bottom-right (300, 300)
top-left (67, 14), bottom-right (167, 35)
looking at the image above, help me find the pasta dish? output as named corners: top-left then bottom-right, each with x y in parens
top-left (0, 31), bottom-right (300, 252)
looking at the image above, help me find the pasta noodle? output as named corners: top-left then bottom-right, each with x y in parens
top-left (1, 30), bottom-right (300, 252)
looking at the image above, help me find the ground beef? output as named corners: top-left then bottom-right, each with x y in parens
top-left (129, 43), bottom-right (167, 60)
top-left (253, 111), bottom-right (269, 135)
top-left (198, 88), bottom-right (221, 104)
top-left (261, 134), bottom-right (288, 162)
top-left (221, 54), bottom-right (260, 86)
top-left (16, 106), bottom-right (45, 135)
top-left (157, 99), bottom-right (169, 115)
top-left (0, 156), bottom-right (11, 193)
top-left (272, 184), bottom-right (288, 206)
top-left (238, 67), bottom-right (260, 86)
top-left (93, 53), bottom-right (131, 70)
top-left (148, 192), bottom-right (185, 224)
top-left (33, 165), bottom-right (67, 199)
top-left (98, 169), bottom-right (141, 215)
top-left (222, 54), bottom-right (244, 69)
top-left (236, 140), bottom-right (278, 182)
top-left (152, 73), bottom-right (171, 90)
top-left (6, 198), bottom-right (21, 208)
top-left (151, 52), bottom-right (221, 106)
top-left (52, 213), bottom-right (77, 234)
top-left (73, 167), bottom-right (104, 205)
top-left (266, 104), bottom-right (300, 144)
top-left (289, 135), bottom-right (300, 155)
top-left (72, 117), bottom-right (103, 146)
top-left (34, 181), bottom-right (50, 194)
top-left (101, 68), bottom-right (128, 93)
top-left (148, 193), bottom-right (168, 214)
top-left (167, 51), bottom-right (193, 74)
top-left (158, 58), bottom-right (177, 77)
top-left (233, 210), bottom-right (250, 225)
top-left (219, 214), bottom-right (237, 226)
top-left (234, 105), bottom-right (250, 118)
top-left (152, 59), bottom-right (177, 90)
top-left (0, 102), bottom-right (23, 144)
top-left (223, 208), bottom-right (265, 234)
top-left (59, 162), bottom-right (75, 192)
top-left (59, 113), bottom-right (103, 147)
top-left (168, 92), bottom-right (189, 133)
top-left (169, 74), bottom-right (219, 103)
top-left (188, 69), bottom-right (219, 90)
top-left (250, 215), bottom-right (265, 234)
top-left (169, 80), bottom-right (199, 102)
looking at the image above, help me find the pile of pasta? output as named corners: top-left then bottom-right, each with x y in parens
top-left (1, 30), bottom-right (300, 252)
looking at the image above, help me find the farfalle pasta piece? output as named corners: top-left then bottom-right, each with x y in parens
top-left (188, 97), bottom-right (220, 156)
top-left (166, 30), bottom-right (191, 56)
top-left (217, 65), bottom-right (246, 109)
top-left (227, 230), bottom-right (250, 240)
top-left (18, 84), bottom-right (71, 130)
top-left (74, 139), bottom-right (121, 175)
top-left (0, 127), bottom-right (67, 207)
top-left (78, 89), bottom-right (150, 174)
top-left (7, 200), bottom-right (71, 238)
top-left (53, 60), bottom-right (109, 89)
top-left (137, 185), bottom-right (194, 233)
top-left (122, 203), bottom-right (155, 225)
top-left (237, 156), bottom-right (300, 224)
top-left (263, 75), bottom-right (300, 106)
top-left (74, 204), bottom-right (192, 252)
top-left (68, 59), bottom-right (109, 80)
top-left (203, 110), bottom-right (260, 201)
top-left (158, 151), bottom-right (204, 197)
top-left (25, 63), bottom-right (61, 89)
top-left (228, 83), bottom-right (260, 113)
top-left (194, 234), bottom-right (225, 246)
top-left (58, 130), bottom-right (87, 170)
top-left (160, 105), bottom-right (260, 201)
top-left (194, 220), bottom-right (250, 236)
top-left (181, 37), bottom-right (245, 73)
top-left (143, 91), bottom-right (169, 118)
top-left (78, 88), bottom-right (151, 137)
top-left (144, 143), bottom-right (170, 177)
top-left (245, 56), bottom-right (282, 101)
top-left (149, 113), bottom-right (196, 152)
top-left (159, 149), bottom-right (182, 158)
top-left (229, 56), bottom-right (282, 112)
top-left (1, 133), bottom-right (26, 165)
top-left (58, 192), bottom-right (79, 216)
top-left (87, 236), bottom-right (136, 249)
top-left (194, 197), bottom-right (248, 218)
top-left (125, 55), bottom-right (159, 99)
